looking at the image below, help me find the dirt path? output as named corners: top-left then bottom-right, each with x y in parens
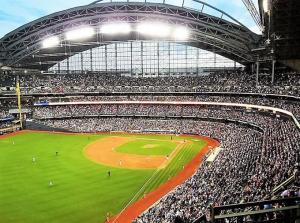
top-left (84, 136), bottom-right (185, 169)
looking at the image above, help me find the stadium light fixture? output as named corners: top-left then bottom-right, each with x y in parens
top-left (172, 27), bottom-right (190, 40)
top-left (42, 36), bottom-right (60, 48)
top-left (263, 0), bottom-right (270, 12)
top-left (100, 23), bottom-right (132, 35)
top-left (65, 27), bottom-right (95, 41)
top-left (136, 22), bottom-right (171, 38)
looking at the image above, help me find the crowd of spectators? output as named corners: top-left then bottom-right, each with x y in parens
top-left (0, 110), bottom-right (9, 119)
top-left (33, 102), bottom-right (299, 121)
top-left (0, 74), bottom-right (15, 87)
top-left (0, 121), bottom-right (13, 129)
top-left (1, 71), bottom-right (299, 96)
top-left (35, 95), bottom-right (300, 119)
top-left (0, 99), bottom-right (12, 119)
top-left (0, 97), bottom-right (32, 120)
top-left (35, 103), bottom-right (300, 222)
top-left (1, 70), bottom-right (300, 222)
top-left (134, 115), bottom-right (299, 222)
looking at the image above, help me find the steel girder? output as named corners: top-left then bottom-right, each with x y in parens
top-left (241, 0), bottom-right (263, 32)
top-left (0, 1), bottom-right (261, 70)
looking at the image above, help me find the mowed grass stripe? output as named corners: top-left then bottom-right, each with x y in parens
top-left (153, 144), bottom-right (194, 188)
top-left (127, 143), bottom-right (198, 203)
top-left (146, 140), bottom-right (205, 193)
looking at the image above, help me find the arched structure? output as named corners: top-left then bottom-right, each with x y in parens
top-left (0, 0), bottom-right (261, 70)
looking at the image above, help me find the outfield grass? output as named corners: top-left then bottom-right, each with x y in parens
top-left (0, 132), bottom-right (206, 223)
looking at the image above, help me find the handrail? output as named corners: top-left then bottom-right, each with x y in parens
top-left (213, 197), bottom-right (300, 211)
top-left (0, 124), bottom-right (21, 133)
top-left (273, 175), bottom-right (295, 195)
top-left (215, 205), bottom-right (300, 219)
top-left (1, 91), bottom-right (299, 101)
top-left (211, 197), bottom-right (300, 223)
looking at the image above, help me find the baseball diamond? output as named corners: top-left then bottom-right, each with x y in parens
top-left (0, 130), bottom-right (216, 223)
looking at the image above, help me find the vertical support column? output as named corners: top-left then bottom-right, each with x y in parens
top-left (296, 208), bottom-right (300, 223)
top-left (58, 62), bottom-right (61, 74)
top-left (200, 4), bottom-right (204, 12)
top-left (157, 41), bottom-right (160, 76)
top-left (141, 41), bottom-right (144, 75)
top-left (196, 48), bottom-right (199, 76)
top-left (80, 53), bottom-right (83, 73)
top-left (105, 45), bottom-right (108, 74)
top-left (271, 60), bottom-right (275, 84)
top-left (256, 61), bottom-right (260, 86)
top-left (168, 42), bottom-right (171, 76)
top-left (185, 45), bottom-right (188, 75)
top-left (66, 57), bottom-right (70, 74)
top-left (234, 61), bottom-right (236, 70)
top-left (115, 43), bottom-right (118, 75)
top-left (90, 49), bottom-right (93, 72)
top-left (210, 205), bottom-right (215, 223)
top-left (130, 42), bottom-right (133, 77)
top-left (214, 51), bottom-right (216, 68)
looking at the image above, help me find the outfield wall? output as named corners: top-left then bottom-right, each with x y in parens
top-left (25, 120), bottom-right (72, 133)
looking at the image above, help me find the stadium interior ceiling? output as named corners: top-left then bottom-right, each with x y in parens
top-left (0, 0), bottom-right (299, 73)
top-left (0, 0), bottom-right (260, 73)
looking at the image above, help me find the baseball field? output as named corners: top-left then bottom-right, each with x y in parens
top-left (0, 131), bottom-right (216, 223)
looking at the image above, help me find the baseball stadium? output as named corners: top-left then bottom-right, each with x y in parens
top-left (0, 0), bottom-right (299, 223)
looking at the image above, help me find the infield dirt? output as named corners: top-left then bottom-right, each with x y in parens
top-left (84, 136), bottom-right (185, 169)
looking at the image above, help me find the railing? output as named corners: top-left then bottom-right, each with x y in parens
top-left (273, 175), bottom-right (296, 195)
top-left (1, 90), bottom-right (300, 102)
top-left (210, 197), bottom-right (300, 223)
top-left (0, 124), bottom-right (21, 135)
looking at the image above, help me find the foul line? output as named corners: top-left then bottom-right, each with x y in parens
top-left (110, 142), bottom-right (189, 223)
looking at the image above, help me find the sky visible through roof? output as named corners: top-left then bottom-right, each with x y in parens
top-left (0, 0), bottom-right (260, 38)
